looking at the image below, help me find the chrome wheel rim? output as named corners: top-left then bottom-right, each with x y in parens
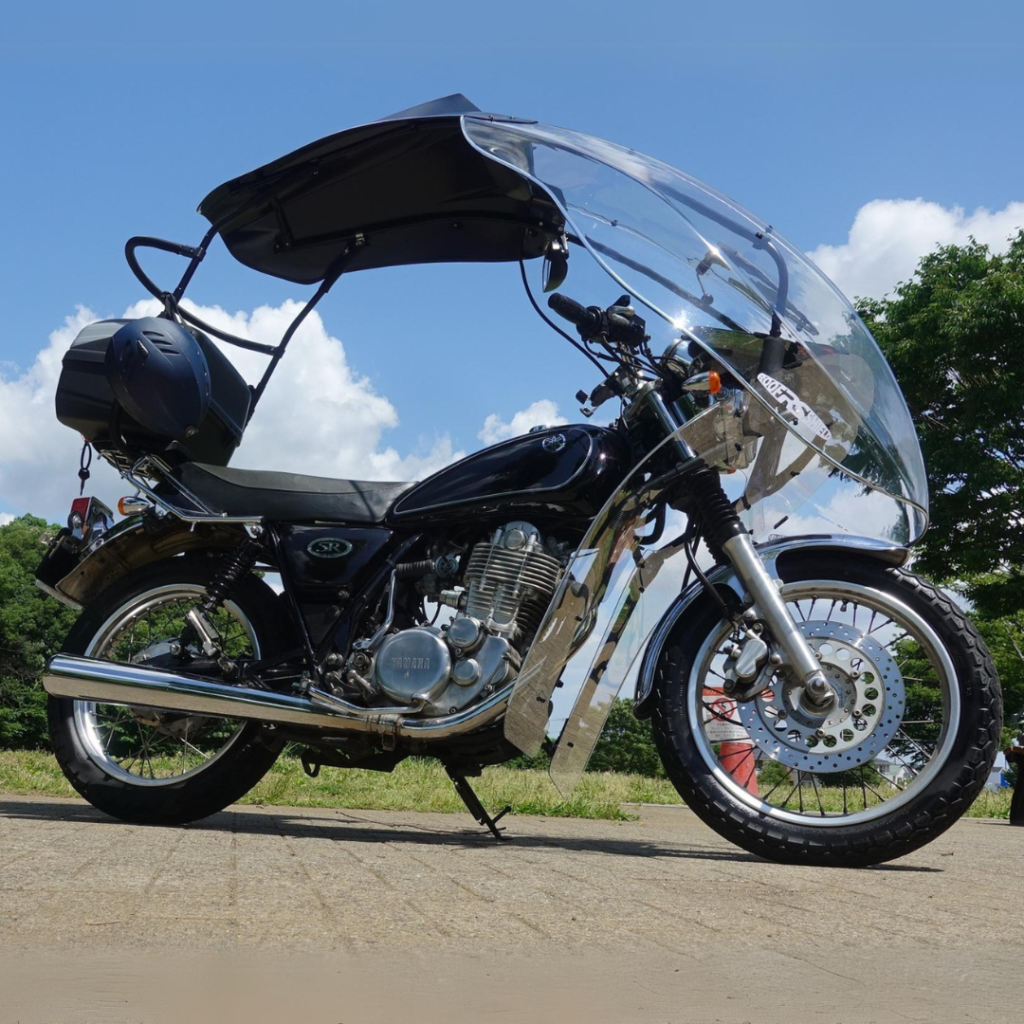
top-left (72, 584), bottom-right (257, 787)
top-left (687, 580), bottom-right (960, 827)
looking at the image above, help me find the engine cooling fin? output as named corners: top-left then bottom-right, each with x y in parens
top-left (463, 522), bottom-right (562, 641)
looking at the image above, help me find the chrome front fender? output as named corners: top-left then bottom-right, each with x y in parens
top-left (631, 534), bottom-right (909, 717)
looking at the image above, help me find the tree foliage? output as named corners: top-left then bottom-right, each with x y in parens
top-left (973, 611), bottom-right (1024, 743)
top-left (858, 235), bottom-right (1024, 733)
top-left (588, 699), bottom-right (664, 777)
top-left (858, 234), bottom-right (1024, 619)
top-left (0, 516), bottom-right (78, 748)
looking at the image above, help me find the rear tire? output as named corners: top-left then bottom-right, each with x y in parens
top-left (651, 556), bottom-right (1002, 866)
top-left (49, 556), bottom-right (287, 826)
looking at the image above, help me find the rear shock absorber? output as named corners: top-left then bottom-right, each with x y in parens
top-left (202, 536), bottom-right (263, 613)
top-left (179, 536), bottom-right (264, 671)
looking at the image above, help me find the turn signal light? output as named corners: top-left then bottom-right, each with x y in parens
top-left (707, 370), bottom-right (722, 395)
top-left (118, 495), bottom-right (152, 517)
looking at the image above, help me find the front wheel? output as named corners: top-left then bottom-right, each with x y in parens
top-left (651, 555), bottom-right (1002, 866)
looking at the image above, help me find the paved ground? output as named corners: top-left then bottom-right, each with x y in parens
top-left (0, 795), bottom-right (1021, 1023)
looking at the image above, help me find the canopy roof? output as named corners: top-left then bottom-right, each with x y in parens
top-left (198, 95), bottom-right (563, 284)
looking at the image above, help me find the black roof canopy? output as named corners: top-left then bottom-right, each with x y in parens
top-left (198, 95), bottom-right (562, 284)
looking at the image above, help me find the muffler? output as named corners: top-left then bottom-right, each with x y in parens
top-left (42, 654), bottom-right (508, 741)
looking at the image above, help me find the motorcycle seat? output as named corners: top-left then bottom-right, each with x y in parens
top-left (170, 462), bottom-right (416, 523)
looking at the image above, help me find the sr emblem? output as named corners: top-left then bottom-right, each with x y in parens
top-left (306, 537), bottom-right (353, 559)
top-left (541, 433), bottom-right (566, 453)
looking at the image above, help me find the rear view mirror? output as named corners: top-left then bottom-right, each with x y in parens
top-left (542, 236), bottom-right (569, 292)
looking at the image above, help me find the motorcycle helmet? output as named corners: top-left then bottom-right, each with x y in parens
top-left (105, 317), bottom-right (211, 440)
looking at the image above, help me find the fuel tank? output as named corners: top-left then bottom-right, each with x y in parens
top-left (388, 424), bottom-right (632, 527)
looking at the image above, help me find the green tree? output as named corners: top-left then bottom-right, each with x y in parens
top-left (587, 699), bottom-right (664, 777)
top-left (858, 235), bottom-right (1024, 619)
top-left (858, 235), bottom-right (1024, 733)
top-left (0, 515), bottom-right (78, 748)
top-left (973, 611), bottom-right (1024, 744)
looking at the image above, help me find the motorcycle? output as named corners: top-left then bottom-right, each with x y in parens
top-left (36, 94), bottom-right (1001, 866)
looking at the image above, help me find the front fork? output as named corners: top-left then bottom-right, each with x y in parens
top-left (642, 391), bottom-right (832, 706)
top-left (676, 451), bottom-right (833, 707)
top-left (721, 532), bottom-right (833, 706)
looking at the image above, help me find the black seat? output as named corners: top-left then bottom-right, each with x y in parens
top-left (173, 462), bottom-right (416, 523)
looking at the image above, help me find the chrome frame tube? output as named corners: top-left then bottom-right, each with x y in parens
top-left (352, 571), bottom-right (398, 653)
top-left (123, 457), bottom-right (264, 527)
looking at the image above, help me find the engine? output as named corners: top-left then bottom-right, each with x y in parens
top-left (365, 522), bottom-right (563, 717)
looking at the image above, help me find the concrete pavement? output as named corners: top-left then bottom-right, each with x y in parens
top-left (0, 795), bottom-right (1020, 1022)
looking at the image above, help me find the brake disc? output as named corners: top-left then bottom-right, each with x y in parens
top-left (733, 620), bottom-right (905, 773)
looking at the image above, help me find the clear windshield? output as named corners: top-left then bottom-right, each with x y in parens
top-left (462, 117), bottom-right (928, 536)
top-left (462, 117), bottom-right (930, 788)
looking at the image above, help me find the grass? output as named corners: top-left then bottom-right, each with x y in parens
top-left (0, 750), bottom-right (1013, 820)
top-left (0, 750), bottom-right (682, 821)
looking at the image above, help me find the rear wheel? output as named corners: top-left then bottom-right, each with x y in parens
top-left (652, 556), bottom-right (1002, 866)
top-left (49, 556), bottom-right (286, 825)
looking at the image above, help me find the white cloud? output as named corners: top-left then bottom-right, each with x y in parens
top-left (0, 305), bottom-right (120, 521)
top-left (0, 513), bottom-right (15, 527)
top-left (478, 399), bottom-right (567, 446)
top-left (808, 198), bottom-right (1024, 299)
top-left (0, 299), bottom-right (465, 523)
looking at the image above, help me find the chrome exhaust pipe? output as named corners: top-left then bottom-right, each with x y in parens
top-left (43, 654), bottom-right (509, 742)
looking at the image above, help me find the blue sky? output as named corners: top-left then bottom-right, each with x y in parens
top-left (2, 0), bottom-right (1024, 521)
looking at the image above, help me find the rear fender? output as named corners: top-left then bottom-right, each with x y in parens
top-left (35, 514), bottom-right (245, 609)
top-left (631, 535), bottom-right (910, 717)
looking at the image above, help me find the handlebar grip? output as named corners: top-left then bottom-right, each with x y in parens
top-left (547, 293), bottom-right (587, 323)
top-left (548, 293), bottom-right (603, 336)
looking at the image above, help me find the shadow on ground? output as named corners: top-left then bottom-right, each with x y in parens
top-left (0, 797), bottom-right (941, 871)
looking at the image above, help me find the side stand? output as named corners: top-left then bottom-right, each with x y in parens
top-left (445, 767), bottom-right (512, 840)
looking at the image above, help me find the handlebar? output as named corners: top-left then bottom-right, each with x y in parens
top-left (548, 293), bottom-right (604, 336)
top-left (548, 293), bottom-right (648, 348)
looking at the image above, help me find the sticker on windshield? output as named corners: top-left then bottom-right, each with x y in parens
top-left (756, 373), bottom-right (832, 442)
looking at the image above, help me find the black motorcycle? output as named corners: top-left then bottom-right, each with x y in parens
top-left (37, 95), bottom-right (1001, 866)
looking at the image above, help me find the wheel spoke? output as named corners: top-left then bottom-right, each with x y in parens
top-left (866, 762), bottom-right (904, 792)
top-left (693, 576), bottom-right (954, 828)
top-left (702, 701), bottom-right (742, 725)
top-left (719, 747), bottom-right (754, 767)
top-left (73, 587), bottom-right (255, 787)
top-left (759, 769), bottom-right (793, 804)
top-left (774, 780), bottom-right (800, 809)
top-left (810, 773), bottom-right (826, 817)
top-left (896, 728), bottom-right (935, 762)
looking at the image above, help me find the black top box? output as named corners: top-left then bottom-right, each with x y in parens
top-left (55, 319), bottom-right (251, 467)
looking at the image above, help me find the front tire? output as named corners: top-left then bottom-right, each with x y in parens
top-left (49, 556), bottom-right (287, 825)
top-left (652, 555), bottom-right (1002, 866)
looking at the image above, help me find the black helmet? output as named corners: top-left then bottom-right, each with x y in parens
top-left (105, 317), bottom-right (211, 440)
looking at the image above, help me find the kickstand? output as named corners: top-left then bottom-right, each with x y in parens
top-left (445, 767), bottom-right (512, 840)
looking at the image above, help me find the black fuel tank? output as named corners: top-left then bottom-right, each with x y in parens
top-left (388, 424), bottom-right (632, 526)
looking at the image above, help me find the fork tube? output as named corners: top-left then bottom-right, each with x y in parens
top-left (685, 458), bottom-right (832, 705)
top-left (721, 532), bottom-right (832, 704)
